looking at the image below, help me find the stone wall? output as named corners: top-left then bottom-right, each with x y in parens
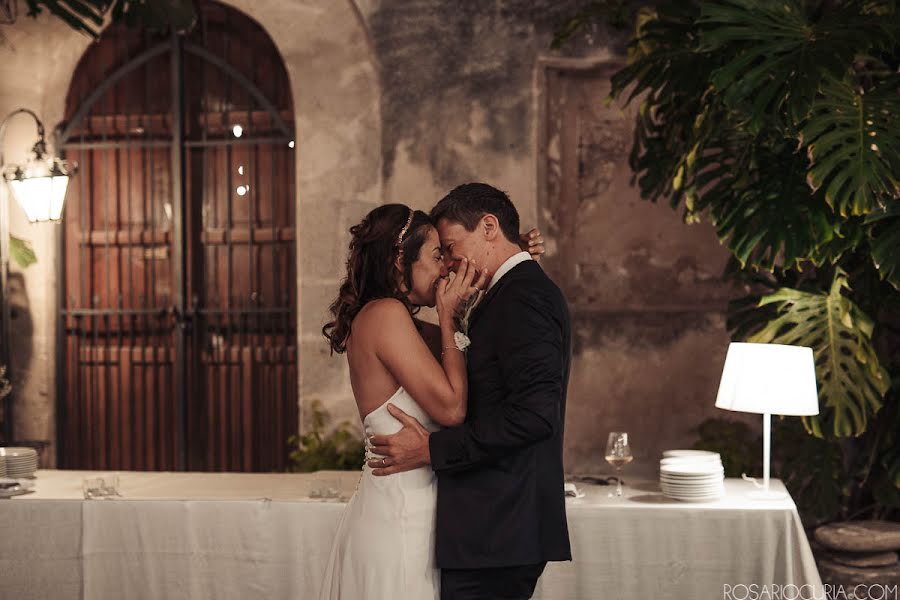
top-left (0, 0), bottom-right (757, 474)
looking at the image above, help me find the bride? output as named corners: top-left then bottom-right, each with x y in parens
top-left (318, 204), bottom-right (539, 599)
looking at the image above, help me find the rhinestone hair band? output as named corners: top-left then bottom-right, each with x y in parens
top-left (395, 208), bottom-right (414, 249)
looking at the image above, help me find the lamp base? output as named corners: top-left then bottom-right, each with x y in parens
top-left (746, 489), bottom-right (788, 500)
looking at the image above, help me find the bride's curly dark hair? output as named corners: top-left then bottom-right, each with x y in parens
top-left (323, 204), bottom-right (434, 355)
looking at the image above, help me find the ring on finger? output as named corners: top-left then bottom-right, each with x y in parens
top-left (381, 457), bottom-right (387, 467)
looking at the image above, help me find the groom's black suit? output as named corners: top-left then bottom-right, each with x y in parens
top-left (429, 258), bottom-right (571, 596)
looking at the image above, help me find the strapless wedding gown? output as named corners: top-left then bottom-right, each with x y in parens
top-left (317, 387), bottom-right (441, 600)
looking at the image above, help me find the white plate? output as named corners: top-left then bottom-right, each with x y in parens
top-left (661, 483), bottom-right (723, 491)
top-left (661, 463), bottom-right (724, 476)
top-left (661, 478), bottom-right (724, 487)
top-left (661, 486), bottom-right (723, 495)
top-left (0, 447), bottom-right (37, 458)
top-left (661, 485), bottom-right (724, 495)
top-left (660, 473), bottom-right (724, 482)
top-left (662, 484), bottom-right (724, 493)
top-left (660, 456), bottom-right (721, 466)
top-left (662, 450), bottom-right (719, 459)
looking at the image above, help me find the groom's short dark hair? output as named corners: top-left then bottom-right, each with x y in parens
top-left (430, 183), bottom-right (520, 243)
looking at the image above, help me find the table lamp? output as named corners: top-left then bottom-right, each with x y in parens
top-left (714, 342), bottom-right (819, 499)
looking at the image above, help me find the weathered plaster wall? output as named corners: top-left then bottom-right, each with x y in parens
top-left (355, 0), bottom-right (613, 216)
top-left (0, 16), bottom-right (92, 467)
top-left (0, 0), bottom-right (383, 464)
top-left (2, 1), bottom-right (755, 475)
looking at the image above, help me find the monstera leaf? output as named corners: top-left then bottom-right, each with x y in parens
top-left (23, 0), bottom-right (196, 37)
top-left (610, 2), bottom-right (716, 206)
top-left (9, 235), bottom-right (36, 269)
top-left (865, 203), bottom-right (900, 291)
top-left (690, 140), bottom-right (840, 270)
top-left (748, 270), bottom-right (889, 438)
top-left (802, 76), bottom-right (900, 217)
top-left (697, 0), bottom-right (894, 129)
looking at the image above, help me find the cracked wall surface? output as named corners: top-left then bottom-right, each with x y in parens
top-left (0, 1), bottom-right (756, 474)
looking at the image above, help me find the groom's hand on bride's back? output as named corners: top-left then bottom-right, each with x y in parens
top-left (368, 404), bottom-right (432, 476)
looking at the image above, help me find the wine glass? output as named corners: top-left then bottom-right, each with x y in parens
top-left (605, 432), bottom-right (633, 497)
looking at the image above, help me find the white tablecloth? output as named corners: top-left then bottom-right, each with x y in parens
top-left (1, 470), bottom-right (821, 599)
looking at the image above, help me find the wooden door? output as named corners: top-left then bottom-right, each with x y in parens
top-left (57, 1), bottom-right (297, 471)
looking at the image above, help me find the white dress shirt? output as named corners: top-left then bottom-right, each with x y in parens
top-left (487, 251), bottom-right (532, 292)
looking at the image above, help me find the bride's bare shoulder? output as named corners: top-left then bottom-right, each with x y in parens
top-left (354, 298), bottom-right (414, 333)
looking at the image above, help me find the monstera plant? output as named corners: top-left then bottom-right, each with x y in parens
top-left (19, 0), bottom-right (196, 37)
top-left (557, 0), bottom-right (900, 521)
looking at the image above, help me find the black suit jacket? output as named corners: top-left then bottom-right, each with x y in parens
top-left (429, 259), bottom-right (572, 569)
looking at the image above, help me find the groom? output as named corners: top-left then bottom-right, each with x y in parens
top-left (368, 183), bottom-right (572, 599)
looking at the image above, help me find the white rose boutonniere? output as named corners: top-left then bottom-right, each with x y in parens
top-left (454, 330), bottom-right (471, 352)
top-left (453, 289), bottom-right (482, 352)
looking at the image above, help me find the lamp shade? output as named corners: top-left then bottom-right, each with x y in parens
top-left (7, 174), bottom-right (69, 222)
top-left (4, 153), bottom-right (74, 223)
top-left (715, 342), bottom-right (819, 416)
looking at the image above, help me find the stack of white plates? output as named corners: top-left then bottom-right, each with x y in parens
top-left (659, 450), bottom-right (724, 502)
top-left (0, 447), bottom-right (38, 478)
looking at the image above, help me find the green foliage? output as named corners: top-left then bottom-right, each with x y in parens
top-left (606, 0), bottom-right (899, 273)
top-left (773, 416), bottom-right (846, 522)
top-left (287, 400), bottom-right (365, 473)
top-left (691, 417), bottom-right (761, 478)
top-left (748, 269), bottom-right (890, 438)
top-left (22, 0), bottom-right (196, 38)
top-left (801, 76), bottom-right (900, 217)
top-left (866, 204), bottom-right (900, 291)
top-left (697, 2), bottom-right (890, 131)
top-left (558, 0), bottom-right (900, 521)
top-left (9, 235), bottom-right (36, 269)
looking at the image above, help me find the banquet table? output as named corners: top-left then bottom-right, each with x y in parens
top-left (1, 470), bottom-right (822, 599)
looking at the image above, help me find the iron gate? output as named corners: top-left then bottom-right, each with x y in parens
top-left (56, 2), bottom-right (297, 471)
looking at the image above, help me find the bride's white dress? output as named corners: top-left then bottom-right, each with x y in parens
top-left (317, 387), bottom-right (441, 600)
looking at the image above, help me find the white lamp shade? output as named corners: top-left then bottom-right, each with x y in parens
top-left (715, 342), bottom-right (819, 416)
top-left (8, 174), bottom-right (69, 222)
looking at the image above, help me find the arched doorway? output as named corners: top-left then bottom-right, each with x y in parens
top-left (57, 1), bottom-right (297, 471)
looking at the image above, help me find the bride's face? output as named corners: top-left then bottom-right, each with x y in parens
top-left (405, 226), bottom-right (447, 308)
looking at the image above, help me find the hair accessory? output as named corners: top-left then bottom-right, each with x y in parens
top-left (395, 208), bottom-right (414, 249)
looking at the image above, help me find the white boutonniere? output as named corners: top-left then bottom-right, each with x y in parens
top-left (452, 290), bottom-right (482, 351)
top-left (454, 331), bottom-right (471, 352)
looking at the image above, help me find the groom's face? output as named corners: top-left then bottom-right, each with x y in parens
top-left (435, 217), bottom-right (488, 273)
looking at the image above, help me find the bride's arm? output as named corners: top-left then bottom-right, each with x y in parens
top-left (369, 299), bottom-right (467, 426)
top-left (370, 259), bottom-right (485, 427)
